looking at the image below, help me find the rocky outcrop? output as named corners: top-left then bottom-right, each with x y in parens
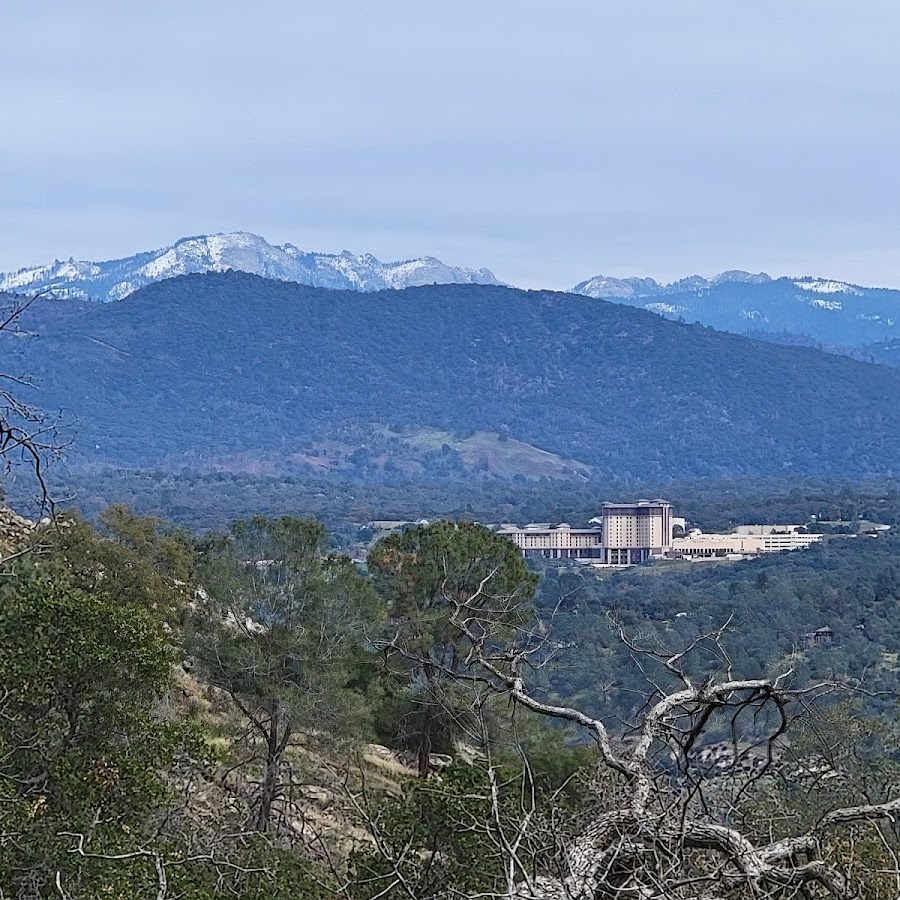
top-left (0, 506), bottom-right (35, 560)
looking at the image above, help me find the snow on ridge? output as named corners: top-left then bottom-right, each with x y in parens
top-left (573, 270), bottom-right (771, 299)
top-left (711, 270), bottom-right (772, 286)
top-left (573, 275), bottom-right (659, 299)
top-left (807, 297), bottom-right (843, 311)
top-left (794, 279), bottom-right (862, 296)
top-left (645, 302), bottom-right (686, 316)
top-left (0, 258), bottom-right (101, 292)
top-left (0, 233), bottom-right (505, 301)
top-left (141, 246), bottom-right (196, 279)
top-left (107, 281), bottom-right (137, 301)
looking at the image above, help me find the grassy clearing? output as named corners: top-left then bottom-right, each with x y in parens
top-left (385, 427), bottom-right (594, 479)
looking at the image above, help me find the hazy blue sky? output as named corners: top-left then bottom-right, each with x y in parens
top-left (3, 1), bottom-right (899, 288)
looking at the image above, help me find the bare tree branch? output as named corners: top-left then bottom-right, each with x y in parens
top-left (359, 557), bottom-right (900, 900)
top-left (0, 289), bottom-right (71, 512)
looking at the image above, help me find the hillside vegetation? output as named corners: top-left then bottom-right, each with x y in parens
top-left (533, 531), bottom-right (900, 724)
top-left (5, 273), bottom-right (900, 481)
top-left (3, 505), bottom-right (900, 899)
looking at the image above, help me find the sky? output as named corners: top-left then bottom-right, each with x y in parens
top-left (3, 0), bottom-right (900, 290)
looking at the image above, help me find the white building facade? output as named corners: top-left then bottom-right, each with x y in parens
top-left (671, 528), bottom-right (822, 558)
top-left (498, 499), bottom-right (673, 564)
top-left (495, 523), bottom-right (604, 560)
top-left (600, 500), bottom-right (673, 564)
top-left (498, 502), bottom-right (823, 565)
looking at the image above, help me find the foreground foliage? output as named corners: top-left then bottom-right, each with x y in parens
top-left (1, 508), bottom-right (899, 898)
top-left (0, 567), bottom-right (186, 895)
top-left (368, 520), bottom-right (538, 775)
top-left (189, 516), bottom-right (381, 832)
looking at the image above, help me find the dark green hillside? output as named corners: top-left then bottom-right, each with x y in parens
top-left (535, 532), bottom-right (900, 724)
top-left (861, 338), bottom-right (900, 368)
top-left (5, 273), bottom-right (900, 479)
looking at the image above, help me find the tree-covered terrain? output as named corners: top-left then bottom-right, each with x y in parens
top-left (5, 273), bottom-right (900, 481)
top-left (5, 280), bottom-right (900, 896)
top-left (532, 531), bottom-right (900, 725)
top-left (11, 468), bottom-right (900, 539)
top-left (2, 504), bottom-right (899, 898)
top-left (860, 337), bottom-right (900, 368)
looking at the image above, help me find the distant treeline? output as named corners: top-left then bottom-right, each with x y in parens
top-left (14, 469), bottom-right (900, 535)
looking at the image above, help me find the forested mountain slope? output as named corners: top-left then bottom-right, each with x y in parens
top-left (573, 272), bottom-right (900, 356)
top-left (5, 272), bottom-right (900, 479)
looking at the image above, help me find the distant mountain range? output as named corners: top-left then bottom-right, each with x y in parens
top-left (572, 270), bottom-right (900, 357)
top-left (4, 235), bottom-right (900, 365)
top-left (574, 270), bottom-right (775, 299)
top-left (4, 272), bottom-right (900, 481)
top-left (0, 232), bottom-right (503, 301)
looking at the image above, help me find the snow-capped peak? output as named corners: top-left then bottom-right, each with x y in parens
top-left (569, 267), bottom-right (900, 350)
top-left (711, 270), bottom-right (773, 286)
top-left (571, 275), bottom-right (662, 300)
top-left (572, 270), bottom-right (772, 300)
top-left (0, 232), bottom-right (506, 302)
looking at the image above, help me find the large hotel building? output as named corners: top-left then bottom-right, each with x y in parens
top-left (497, 499), bottom-right (673, 565)
top-left (497, 499), bottom-right (822, 564)
top-left (601, 500), bottom-right (673, 564)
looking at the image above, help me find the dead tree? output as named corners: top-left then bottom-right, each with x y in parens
top-left (0, 291), bottom-right (67, 509)
top-left (362, 561), bottom-right (900, 900)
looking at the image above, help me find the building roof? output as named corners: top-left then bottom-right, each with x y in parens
top-left (602, 499), bottom-right (671, 508)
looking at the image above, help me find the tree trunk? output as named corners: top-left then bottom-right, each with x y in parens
top-left (416, 730), bottom-right (432, 778)
top-left (417, 699), bottom-right (434, 778)
top-left (255, 705), bottom-right (281, 831)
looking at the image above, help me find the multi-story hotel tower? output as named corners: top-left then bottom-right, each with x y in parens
top-left (599, 499), bottom-right (673, 564)
top-left (497, 499), bottom-right (823, 564)
top-left (497, 499), bottom-right (673, 564)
